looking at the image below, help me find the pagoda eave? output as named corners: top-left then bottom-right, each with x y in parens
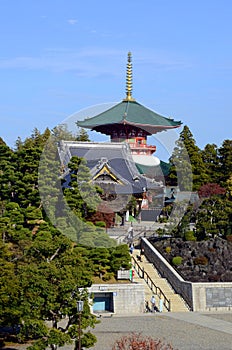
top-left (119, 120), bottom-right (181, 134)
top-left (91, 121), bottom-right (181, 136)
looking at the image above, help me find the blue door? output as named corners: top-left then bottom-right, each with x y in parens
top-left (93, 295), bottom-right (110, 312)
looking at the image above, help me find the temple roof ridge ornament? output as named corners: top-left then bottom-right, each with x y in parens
top-left (123, 51), bottom-right (135, 102)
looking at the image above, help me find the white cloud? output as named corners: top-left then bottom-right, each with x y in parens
top-left (0, 48), bottom-right (191, 77)
top-left (0, 48), bottom-right (123, 74)
top-left (67, 19), bottom-right (78, 25)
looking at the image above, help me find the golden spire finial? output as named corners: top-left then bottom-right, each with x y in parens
top-left (124, 51), bottom-right (135, 101)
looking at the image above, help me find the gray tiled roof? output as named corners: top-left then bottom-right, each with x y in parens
top-left (58, 141), bottom-right (163, 194)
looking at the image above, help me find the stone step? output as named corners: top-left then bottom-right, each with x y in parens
top-left (131, 249), bottom-right (189, 312)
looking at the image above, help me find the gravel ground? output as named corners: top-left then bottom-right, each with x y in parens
top-left (3, 312), bottom-right (232, 350)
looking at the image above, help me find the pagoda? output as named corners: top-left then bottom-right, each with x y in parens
top-left (77, 52), bottom-right (181, 173)
top-left (59, 53), bottom-right (182, 223)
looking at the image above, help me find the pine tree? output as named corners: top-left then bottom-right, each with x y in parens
top-left (38, 129), bottom-right (115, 246)
top-left (38, 124), bottom-right (80, 237)
top-left (226, 175), bottom-right (232, 199)
top-left (195, 196), bottom-right (232, 239)
top-left (52, 124), bottom-right (77, 141)
top-left (0, 241), bottom-right (21, 326)
top-left (76, 127), bottom-right (90, 141)
top-left (218, 139), bottom-right (232, 186)
top-left (64, 156), bottom-right (101, 219)
top-left (14, 128), bottom-right (50, 208)
top-left (0, 128), bottom-right (129, 350)
top-left (201, 143), bottom-right (220, 183)
top-left (0, 137), bottom-right (16, 201)
top-left (15, 229), bottom-right (98, 350)
top-left (168, 126), bottom-right (208, 191)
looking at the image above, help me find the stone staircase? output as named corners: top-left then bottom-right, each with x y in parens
top-left (131, 249), bottom-right (190, 312)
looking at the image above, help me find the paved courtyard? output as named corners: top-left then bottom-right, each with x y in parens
top-left (90, 312), bottom-right (232, 350)
top-left (3, 312), bottom-right (232, 350)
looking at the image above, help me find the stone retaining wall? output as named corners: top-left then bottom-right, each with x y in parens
top-left (142, 238), bottom-right (232, 312)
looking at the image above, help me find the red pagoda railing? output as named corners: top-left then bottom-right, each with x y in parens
top-left (128, 143), bottom-right (156, 155)
top-left (129, 143), bottom-right (156, 150)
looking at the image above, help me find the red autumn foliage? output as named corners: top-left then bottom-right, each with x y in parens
top-left (198, 183), bottom-right (226, 198)
top-left (112, 333), bottom-right (175, 350)
top-left (88, 203), bottom-right (115, 228)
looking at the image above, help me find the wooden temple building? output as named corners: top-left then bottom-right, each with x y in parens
top-left (59, 53), bottom-right (182, 223)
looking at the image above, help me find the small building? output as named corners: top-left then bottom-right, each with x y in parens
top-left (164, 186), bottom-right (200, 206)
top-left (88, 283), bottom-right (145, 315)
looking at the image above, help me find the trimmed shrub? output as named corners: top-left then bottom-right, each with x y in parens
top-left (159, 217), bottom-right (168, 223)
top-left (156, 228), bottom-right (165, 236)
top-left (102, 272), bottom-right (114, 281)
top-left (193, 256), bottom-right (208, 265)
top-left (172, 256), bottom-right (183, 266)
top-left (95, 221), bottom-right (106, 227)
top-left (226, 235), bottom-right (232, 243)
top-left (208, 247), bottom-right (216, 252)
top-left (165, 246), bottom-right (172, 254)
top-left (184, 231), bottom-right (197, 241)
top-left (208, 274), bottom-right (220, 282)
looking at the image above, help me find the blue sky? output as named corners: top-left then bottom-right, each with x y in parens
top-left (0, 0), bottom-right (231, 160)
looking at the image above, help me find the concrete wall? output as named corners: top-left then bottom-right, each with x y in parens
top-left (192, 283), bottom-right (232, 312)
top-left (89, 283), bottom-right (145, 315)
top-left (142, 238), bottom-right (232, 312)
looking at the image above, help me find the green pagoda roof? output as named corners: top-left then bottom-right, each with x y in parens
top-left (77, 52), bottom-right (182, 135)
top-left (77, 99), bottom-right (181, 135)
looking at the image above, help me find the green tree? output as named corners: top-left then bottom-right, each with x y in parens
top-left (0, 128), bottom-right (101, 349)
top-left (0, 202), bottom-right (32, 243)
top-left (52, 124), bottom-right (77, 141)
top-left (218, 139), bottom-right (232, 186)
top-left (64, 156), bottom-right (101, 220)
top-left (0, 137), bottom-right (16, 202)
top-left (226, 175), bottom-right (232, 199)
top-left (76, 127), bottom-right (90, 141)
top-left (168, 126), bottom-right (193, 191)
top-left (168, 126), bottom-right (208, 191)
top-left (0, 241), bottom-right (21, 327)
top-left (195, 195), bottom-right (232, 239)
top-left (201, 143), bottom-right (220, 183)
top-left (109, 244), bottom-right (131, 272)
top-left (175, 204), bottom-right (196, 239)
top-left (14, 129), bottom-right (49, 208)
top-left (62, 156), bottom-right (117, 246)
top-left (87, 247), bottom-right (111, 279)
top-left (14, 230), bottom-right (97, 350)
